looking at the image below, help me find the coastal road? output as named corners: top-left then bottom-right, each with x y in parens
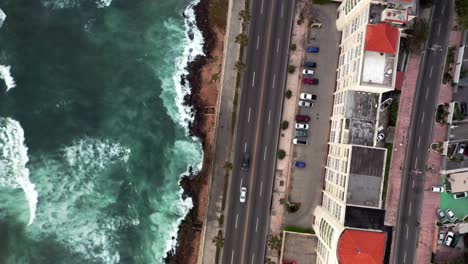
top-left (393, 1), bottom-right (453, 263)
top-left (221, 0), bottom-right (296, 263)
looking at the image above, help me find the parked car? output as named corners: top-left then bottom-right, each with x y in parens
top-left (306, 46), bottom-right (320, 53)
top-left (431, 186), bottom-right (445, 192)
top-left (293, 138), bottom-right (308, 145)
top-left (304, 61), bottom-right (317, 68)
top-left (458, 144), bottom-right (466, 155)
top-left (437, 208), bottom-right (446, 220)
top-left (295, 129), bottom-right (308, 137)
top-left (453, 192), bottom-right (468, 199)
top-left (438, 230), bottom-right (445, 245)
top-left (241, 153), bottom-right (250, 171)
top-left (298, 100), bottom-right (313, 107)
top-left (295, 115), bottom-right (310, 122)
top-left (295, 123), bottom-right (309, 130)
top-left (300, 93), bottom-right (317, 101)
top-left (444, 231), bottom-right (454, 247)
top-left (377, 132), bottom-right (385, 142)
top-left (293, 161), bottom-right (306, 168)
top-left (240, 187), bottom-right (247, 203)
top-left (460, 102), bottom-right (467, 116)
top-left (302, 69), bottom-right (314, 75)
top-left (446, 209), bottom-right (456, 221)
top-left (302, 77), bottom-right (319, 85)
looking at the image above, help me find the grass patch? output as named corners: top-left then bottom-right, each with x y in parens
top-left (443, 47), bottom-right (456, 84)
top-left (382, 143), bottom-right (393, 203)
top-left (209, 0), bottom-right (229, 30)
top-left (284, 226), bottom-right (315, 234)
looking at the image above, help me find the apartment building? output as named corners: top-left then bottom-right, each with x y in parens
top-left (313, 0), bottom-right (416, 263)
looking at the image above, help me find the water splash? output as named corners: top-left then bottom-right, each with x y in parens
top-left (0, 8), bottom-right (6, 28)
top-left (0, 65), bottom-right (16, 92)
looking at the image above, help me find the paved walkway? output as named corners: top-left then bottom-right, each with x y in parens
top-left (415, 29), bottom-right (462, 264)
top-left (198, 0), bottom-right (245, 262)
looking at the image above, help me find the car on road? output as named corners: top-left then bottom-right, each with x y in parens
top-left (295, 114), bottom-right (310, 122)
top-left (300, 93), bottom-right (317, 101)
top-left (304, 61), bottom-right (317, 68)
top-left (293, 161), bottom-right (306, 168)
top-left (295, 123), bottom-right (309, 130)
top-left (437, 208), bottom-right (446, 220)
top-left (377, 132), bottom-right (385, 142)
top-left (453, 192), bottom-right (468, 199)
top-left (295, 130), bottom-right (308, 137)
top-left (460, 102), bottom-right (467, 116)
top-left (241, 154), bottom-right (250, 171)
top-left (240, 187), bottom-right (247, 203)
top-left (438, 230), bottom-right (445, 245)
top-left (446, 208), bottom-right (456, 221)
top-left (302, 77), bottom-right (319, 85)
top-left (431, 186), bottom-right (445, 192)
top-left (293, 138), bottom-right (308, 145)
top-left (306, 46), bottom-right (319, 53)
top-left (302, 69), bottom-right (314, 75)
top-left (444, 231), bottom-right (454, 247)
top-left (298, 100), bottom-right (313, 107)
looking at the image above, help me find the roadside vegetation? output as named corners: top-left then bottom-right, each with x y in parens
top-left (454, 102), bottom-right (465, 121)
top-left (278, 149), bottom-right (286, 159)
top-left (285, 90), bottom-right (292, 99)
top-left (407, 19), bottom-right (429, 53)
top-left (443, 47), bottom-right (456, 84)
top-left (435, 103), bottom-right (450, 125)
top-left (455, 0), bottom-right (468, 29)
top-left (287, 65), bottom-right (296, 74)
top-left (284, 226), bottom-right (315, 234)
top-left (209, 0), bottom-right (229, 30)
top-left (281, 121), bottom-right (289, 130)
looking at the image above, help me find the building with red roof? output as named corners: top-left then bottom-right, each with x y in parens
top-left (365, 23), bottom-right (399, 54)
top-left (337, 229), bottom-right (386, 264)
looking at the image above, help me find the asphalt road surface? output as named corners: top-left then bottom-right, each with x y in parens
top-left (393, 1), bottom-right (453, 263)
top-left (221, 0), bottom-right (296, 263)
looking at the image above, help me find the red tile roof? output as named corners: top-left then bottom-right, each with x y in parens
top-left (365, 23), bottom-right (399, 54)
top-left (337, 229), bottom-right (386, 264)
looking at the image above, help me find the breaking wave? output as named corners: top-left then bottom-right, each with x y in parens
top-left (0, 65), bottom-right (16, 92)
top-left (0, 8), bottom-right (6, 28)
top-left (41, 0), bottom-right (113, 9)
top-left (0, 117), bottom-right (38, 225)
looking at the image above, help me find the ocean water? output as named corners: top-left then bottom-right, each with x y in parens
top-left (0, 0), bottom-right (204, 263)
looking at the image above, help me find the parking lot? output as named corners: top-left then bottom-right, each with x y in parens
top-left (284, 3), bottom-right (340, 229)
top-left (443, 122), bottom-right (468, 171)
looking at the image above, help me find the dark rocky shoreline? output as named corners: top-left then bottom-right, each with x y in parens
top-left (164, 0), bottom-right (216, 263)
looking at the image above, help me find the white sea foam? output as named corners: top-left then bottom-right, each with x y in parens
top-left (29, 137), bottom-right (131, 263)
top-left (0, 65), bottom-right (16, 92)
top-left (41, 0), bottom-right (112, 9)
top-left (159, 0), bottom-right (205, 129)
top-left (96, 0), bottom-right (112, 8)
top-left (0, 117), bottom-right (38, 225)
top-left (0, 8), bottom-right (6, 29)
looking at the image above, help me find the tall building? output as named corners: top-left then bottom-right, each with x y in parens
top-left (313, 0), bottom-right (416, 263)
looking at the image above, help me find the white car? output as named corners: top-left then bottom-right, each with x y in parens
top-left (295, 123), bottom-right (309, 130)
top-left (300, 93), bottom-right (317, 101)
top-left (302, 69), bottom-right (314, 75)
top-left (446, 209), bottom-right (456, 221)
top-left (240, 187), bottom-right (247, 203)
top-left (453, 192), bottom-right (468, 199)
top-left (293, 138), bottom-right (308, 145)
top-left (431, 186), bottom-right (445, 192)
top-left (438, 230), bottom-right (445, 245)
top-left (298, 100), bottom-right (313, 107)
top-left (444, 231), bottom-right (454, 247)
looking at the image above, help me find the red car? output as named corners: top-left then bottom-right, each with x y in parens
top-left (302, 77), bottom-right (319, 85)
top-left (295, 115), bottom-right (310, 122)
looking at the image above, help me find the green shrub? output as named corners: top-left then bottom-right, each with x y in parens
top-left (287, 65), bottom-right (296, 73)
top-left (285, 90), bottom-right (292, 98)
top-left (281, 121), bottom-right (289, 130)
top-left (278, 149), bottom-right (286, 159)
top-left (290, 43), bottom-right (297, 51)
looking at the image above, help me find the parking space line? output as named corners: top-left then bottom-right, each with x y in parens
top-left (268, 110), bottom-right (272, 124)
top-left (248, 107), bottom-right (251, 123)
top-left (235, 214), bottom-right (239, 229)
top-left (260, 181), bottom-right (263, 197)
top-left (276, 38), bottom-right (280, 53)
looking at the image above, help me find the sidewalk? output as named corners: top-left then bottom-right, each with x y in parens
top-left (415, 29), bottom-right (462, 264)
top-left (197, 0), bottom-right (245, 262)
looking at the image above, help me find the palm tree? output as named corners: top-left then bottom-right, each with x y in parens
top-left (223, 161), bottom-right (233, 171)
top-left (234, 61), bottom-right (246, 73)
top-left (212, 230), bottom-right (224, 249)
top-left (267, 235), bottom-right (282, 251)
top-left (235, 33), bottom-right (248, 46)
top-left (238, 9), bottom-right (251, 23)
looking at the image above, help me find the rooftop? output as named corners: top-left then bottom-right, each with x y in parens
top-left (344, 206), bottom-right (386, 230)
top-left (365, 24), bottom-right (399, 54)
top-left (346, 146), bottom-right (386, 208)
top-left (337, 229), bottom-right (386, 264)
top-left (386, 0), bottom-right (417, 17)
top-left (446, 171), bottom-right (468, 193)
top-left (345, 92), bottom-right (379, 146)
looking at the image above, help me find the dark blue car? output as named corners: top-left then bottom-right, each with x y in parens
top-left (304, 61), bottom-right (317, 68)
top-left (293, 161), bottom-right (306, 168)
top-left (306, 47), bottom-right (319, 53)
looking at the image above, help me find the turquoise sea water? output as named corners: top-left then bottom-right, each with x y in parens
top-left (0, 0), bottom-right (204, 263)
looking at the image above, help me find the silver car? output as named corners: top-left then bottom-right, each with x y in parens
top-left (240, 187), bottom-right (247, 203)
top-left (298, 100), bottom-right (313, 107)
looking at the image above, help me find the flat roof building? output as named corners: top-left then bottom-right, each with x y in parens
top-left (446, 171), bottom-right (468, 193)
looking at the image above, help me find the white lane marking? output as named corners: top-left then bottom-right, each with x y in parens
top-left (418, 137), bottom-right (421, 148)
top-left (276, 38), bottom-right (280, 53)
top-left (426, 87), bottom-right (430, 99)
top-left (251, 254), bottom-right (255, 264)
top-left (415, 157), bottom-right (419, 168)
top-left (256, 35), bottom-right (260, 50)
top-left (281, 3), bottom-right (284, 18)
top-left (235, 213), bottom-right (239, 229)
top-left (406, 224), bottom-right (409, 239)
top-left (231, 250), bottom-right (235, 264)
top-left (264, 146), bottom-right (268, 160)
top-left (430, 66), bottom-right (433, 78)
top-left (255, 218), bottom-right (259, 232)
top-left (409, 202), bottom-right (412, 216)
top-left (412, 179), bottom-right (415, 189)
top-left (260, 181), bottom-right (263, 197)
top-left (268, 110), bottom-right (272, 124)
top-left (261, 0), bottom-right (264, 14)
top-left (248, 107), bottom-right (251, 123)
top-left (252, 71), bottom-right (256, 87)
top-left (240, 178), bottom-right (243, 190)
top-left (404, 252), bottom-right (407, 263)
top-left (272, 74), bottom-right (276, 89)
top-left (244, 142), bottom-right (247, 152)
top-left (421, 112), bottom-right (425, 124)
top-left (443, 4), bottom-right (446, 15)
